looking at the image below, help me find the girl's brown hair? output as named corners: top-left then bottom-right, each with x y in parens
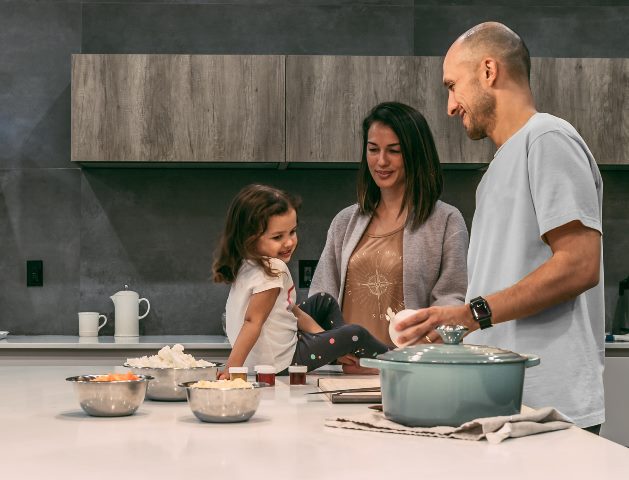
top-left (357, 102), bottom-right (443, 229)
top-left (213, 184), bottom-right (301, 284)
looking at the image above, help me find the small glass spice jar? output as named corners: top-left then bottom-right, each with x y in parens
top-left (254, 365), bottom-right (276, 386)
top-left (288, 365), bottom-right (308, 385)
top-left (228, 366), bottom-right (248, 381)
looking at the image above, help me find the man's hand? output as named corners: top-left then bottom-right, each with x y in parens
top-left (395, 304), bottom-right (476, 346)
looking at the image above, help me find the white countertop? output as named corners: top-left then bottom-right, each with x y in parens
top-left (0, 335), bottom-right (230, 349)
top-left (1, 365), bottom-right (627, 479)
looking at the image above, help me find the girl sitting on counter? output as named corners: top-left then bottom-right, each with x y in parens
top-left (212, 184), bottom-right (389, 378)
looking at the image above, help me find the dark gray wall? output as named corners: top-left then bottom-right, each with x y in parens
top-left (1, 0), bottom-right (628, 336)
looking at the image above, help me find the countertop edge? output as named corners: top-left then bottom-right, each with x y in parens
top-left (0, 335), bottom-right (231, 350)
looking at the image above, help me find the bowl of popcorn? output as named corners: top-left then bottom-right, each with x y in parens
top-left (124, 344), bottom-right (220, 401)
top-left (179, 378), bottom-right (264, 423)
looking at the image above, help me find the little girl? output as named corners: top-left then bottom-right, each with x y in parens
top-left (213, 184), bottom-right (389, 376)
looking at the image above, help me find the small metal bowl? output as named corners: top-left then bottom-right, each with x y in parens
top-left (66, 374), bottom-right (153, 417)
top-left (124, 363), bottom-right (221, 401)
top-left (179, 381), bottom-right (265, 423)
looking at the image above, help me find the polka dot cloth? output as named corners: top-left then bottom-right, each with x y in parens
top-left (329, 338), bottom-right (335, 345)
top-left (351, 335), bottom-right (359, 342)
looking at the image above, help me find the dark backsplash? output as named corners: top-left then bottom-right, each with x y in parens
top-left (1, 1), bottom-right (628, 335)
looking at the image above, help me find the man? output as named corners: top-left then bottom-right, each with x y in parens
top-left (396, 22), bottom-right (604, 432)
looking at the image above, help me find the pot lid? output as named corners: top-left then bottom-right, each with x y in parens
top-left (379, 325), bottom-right (527, 364)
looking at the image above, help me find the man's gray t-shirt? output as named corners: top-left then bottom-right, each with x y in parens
top-left (465, 113), bottom-right (604, 428)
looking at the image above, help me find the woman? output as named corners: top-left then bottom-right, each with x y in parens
top-left (308, 102), bottom-right (468, 356)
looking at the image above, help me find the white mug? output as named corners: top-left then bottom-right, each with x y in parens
top-left (78, 312), bottom-right (107, 337)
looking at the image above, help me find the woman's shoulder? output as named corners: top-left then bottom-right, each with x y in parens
top-left (331, 204), bottom-right (361, 225)
top-left (433, 200), bottom-right (462, 217)
top-left (431, 201), bottom-right (466, 224)
top-left (328, 204), bottom-right (369, 239)
top-left (412, 200), bottom-right (467, 233)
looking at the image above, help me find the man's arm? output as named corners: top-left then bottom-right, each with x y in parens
top-left (396, 220), bottom-right (601, 344)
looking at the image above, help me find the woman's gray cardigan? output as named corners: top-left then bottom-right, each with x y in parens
top-left (308, 201), bottom-right (469, 309)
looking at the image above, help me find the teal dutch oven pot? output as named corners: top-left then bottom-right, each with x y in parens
top-left (360, 325), bottom-right (540, 427)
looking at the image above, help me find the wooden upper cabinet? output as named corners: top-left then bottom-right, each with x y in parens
top-left (72, 54), bottom-right (628, 165)
top-left (286, 55), bottom-right (495, 164)
top-left (71, 54), bottom-right (285, 163)
top-left (532, 57), bottom-right (629, 165)
top-left (287, 55), bottom-right (628, 165)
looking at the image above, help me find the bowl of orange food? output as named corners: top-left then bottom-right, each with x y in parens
top-left (66, 372), bottom-right (153, 417)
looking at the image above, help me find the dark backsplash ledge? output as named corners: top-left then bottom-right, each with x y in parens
top-left (1, 166), bottom-right (627, 337)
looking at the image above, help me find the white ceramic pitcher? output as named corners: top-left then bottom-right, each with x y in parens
top-left (111, 289), bottom-right (150, 337)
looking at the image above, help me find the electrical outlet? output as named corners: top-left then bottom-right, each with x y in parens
top-left (298, 260), bottom-right (318, 289)
top-left (27, 260), bottom-right (43, 287)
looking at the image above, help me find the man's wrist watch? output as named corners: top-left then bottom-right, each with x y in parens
top-left (469, 296), bottom-right (493, 330)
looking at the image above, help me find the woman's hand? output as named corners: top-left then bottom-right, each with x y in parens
top-left (217, 369), bottom-right (229, 380)
top-left (337, 354), bottom-right (379, 374)
top-left (336, 353), bottom-right (359, 367)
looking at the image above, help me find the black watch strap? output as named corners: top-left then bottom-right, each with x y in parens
top-left (469, 296), bottom-right (493, 330)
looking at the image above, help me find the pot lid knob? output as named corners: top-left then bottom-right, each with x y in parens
top-left (436, 325), bottom-right (468, 345)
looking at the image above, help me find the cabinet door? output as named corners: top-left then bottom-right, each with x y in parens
top-left (286, 55), bottom-right (495, 164)
top-left (532, 57), bottom-right (629, 165)
top-left (71, 54), bottom-right (285, 163)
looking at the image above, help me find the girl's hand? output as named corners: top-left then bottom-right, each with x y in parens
top-left (217, 369), bottom-right (229, 380)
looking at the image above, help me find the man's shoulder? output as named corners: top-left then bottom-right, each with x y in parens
top-left (525, 113), bottom-right (580, 144)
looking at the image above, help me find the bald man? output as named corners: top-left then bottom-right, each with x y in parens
top-left (395, 22), bottom-right (604, 432)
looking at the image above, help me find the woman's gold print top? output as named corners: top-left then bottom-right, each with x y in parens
top-left (342, 226), bottom-right (405, 346)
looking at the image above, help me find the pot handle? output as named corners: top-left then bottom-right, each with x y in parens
top-left (359, 358), bottom-right (382, 369)
top-left (523, 354), bottom-right (540, 368)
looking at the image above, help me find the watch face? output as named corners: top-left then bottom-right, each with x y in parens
top-left (474, 301), bottom-right (490, 318)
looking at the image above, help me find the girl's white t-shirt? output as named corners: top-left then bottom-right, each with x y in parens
top-left (225, 258), bottom-right (298, 372)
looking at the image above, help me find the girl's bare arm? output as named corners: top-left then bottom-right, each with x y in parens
top-left (221, 288), bottom-right (281, 375)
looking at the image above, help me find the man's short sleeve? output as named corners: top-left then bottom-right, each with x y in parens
top-left (527, 131), bottom-right (602, 237)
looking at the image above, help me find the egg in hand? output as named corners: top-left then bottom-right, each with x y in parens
top-left (385, 307), bottom-right (417, 347)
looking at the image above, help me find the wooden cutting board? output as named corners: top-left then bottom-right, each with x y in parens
top-left (316, 377), bottom-right (381, 404)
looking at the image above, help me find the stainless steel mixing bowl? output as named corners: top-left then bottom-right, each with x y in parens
top-left (124, 364), bottom-right (220, 401)
top-left (180, 381), bottom-right (263, 423)
top-left (66, 374), bottom-right (153, 417)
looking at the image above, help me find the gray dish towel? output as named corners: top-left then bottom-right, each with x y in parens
top-left (325, 406), bottom-right (573, 444)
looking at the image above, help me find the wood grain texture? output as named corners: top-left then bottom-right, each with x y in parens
top-left (287, 56), bottom-right (628, 165)
top-left (286, 55), bottom-right (495, 163)
top-left (532, 57), bottom-right (629, 165)
top-left (72, 54), bottom-right (285, 162)
top-left (72, 55), bottom-right (628, 165)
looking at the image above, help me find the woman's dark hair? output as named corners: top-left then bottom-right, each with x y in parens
top-left (357, 102), bottom-right (443, 229)
top-left (213, 184), bottom-right (301, 284)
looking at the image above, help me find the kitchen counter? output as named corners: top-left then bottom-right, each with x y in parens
top-left (0, 335), bottom-right (231, 365)
top-left (0, 334), bottom-right (230, 349)
top-left (1, 365), bottom-right (627, 480)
